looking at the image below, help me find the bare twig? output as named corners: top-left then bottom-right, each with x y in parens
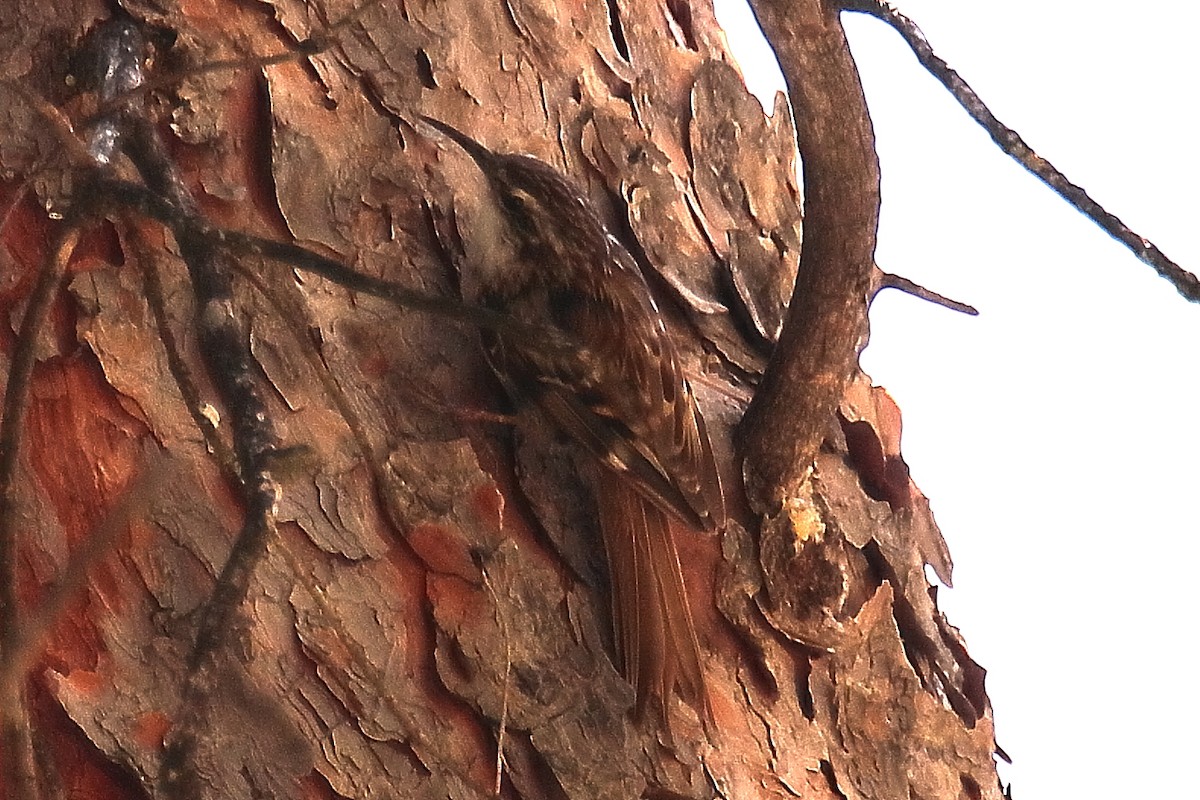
top-left (230, 260), bottom-right (380, 466)
top-left (876, 271), bottom-right (978, 315)
top-left (128, 224), bottom-right (240, 476)
top-left (91, 0), bottom-right (386, 120)
top-left (843, 0), bottom-right (1200, 302)
top-left (0, 81), bottom-right (95, 171)
top-left (86, 175), bottom-right (576, 351)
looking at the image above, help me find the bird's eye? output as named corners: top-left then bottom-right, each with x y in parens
top-left (503, 188), bottom-right (535, 211)
top-left (500, 188), bottom-right (539, 225)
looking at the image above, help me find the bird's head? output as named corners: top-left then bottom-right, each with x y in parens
top-left (419, 116), bottom-right (608, 265)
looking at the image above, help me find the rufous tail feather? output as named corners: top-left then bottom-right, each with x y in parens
top-left (595, 470), bottom-right (710, 727)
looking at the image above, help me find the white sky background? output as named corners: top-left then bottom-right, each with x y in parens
top-left (712, 1), bottom-right (1200, 797)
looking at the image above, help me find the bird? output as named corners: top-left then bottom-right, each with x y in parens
top-left (420, 115), bottom-right (725, 726)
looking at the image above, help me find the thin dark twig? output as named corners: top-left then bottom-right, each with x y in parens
top-left (91, 0), bottom-right (386, 120)
top-left (229, 259), bottom-right (388, 461)
top-left (229, 258), bottom-right (416, 533)
top-left (0, 81), bottom-right (96, 171)
top-left (128, 224), bottom-right (239, 475)
top-left (223, 231), bottom-right (538, 336)
top-left (842, 0), bottom-right (1200, 303)
top-left (0, 181), bottom-right (34, 240)
top-left (877, 271), bottom-right (978, 315)
top-left (85, 175), bottom-right (576, 351)
top-left (0, 227), bottom-right (80, 800)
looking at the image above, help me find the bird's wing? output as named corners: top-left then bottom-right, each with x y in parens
top-left (490, 244), bottom-right (724, 532)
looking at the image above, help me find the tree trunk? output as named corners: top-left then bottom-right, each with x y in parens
top-left (0, 1), bottom-right (1001, 798)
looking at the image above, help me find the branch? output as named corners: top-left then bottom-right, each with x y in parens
top-left (739, 0), bottom-right (881, 512)
top-left (843, 0), bottom-right (1200, 302)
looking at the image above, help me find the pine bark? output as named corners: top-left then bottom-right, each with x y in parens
top-left (0, 0), bottom-right (1001, 798)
